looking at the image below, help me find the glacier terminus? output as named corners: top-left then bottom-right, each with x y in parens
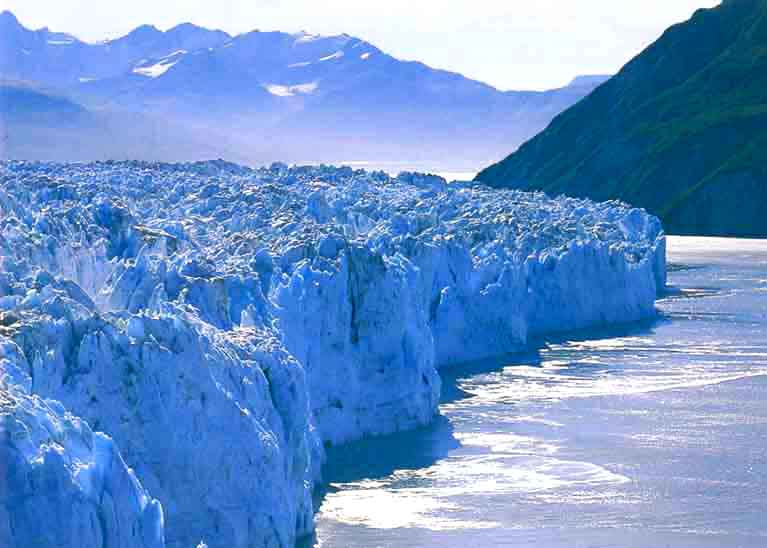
top-left (0, 160), bottom-right (665, 548)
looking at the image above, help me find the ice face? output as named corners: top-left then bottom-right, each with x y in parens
top-left (0, 160), bottom-right (665, 547)
top-left (0, 380), bottom-right (165, 548)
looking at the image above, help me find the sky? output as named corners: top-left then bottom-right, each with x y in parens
top-left (1, 0), bottom-right (721, 90)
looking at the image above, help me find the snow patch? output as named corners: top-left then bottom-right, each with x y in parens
top-left (319, 51), bottom-right (344, 62)
top-left (133, 50), bottom-right (187, 78)
top-left (360, 52), bottom-right (372, 60)
top-left (264, 82), bottom-right (318, 96)
top-left (295, 32), bottom-right (323, 44)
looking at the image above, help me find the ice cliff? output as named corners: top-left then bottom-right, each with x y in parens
top-left (0, 160), bottom-right (665, 547)
top-left (0, 377), bottom-right (164, 548)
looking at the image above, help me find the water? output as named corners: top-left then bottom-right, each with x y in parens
top-left (306, 236), bottom-right (767, 548)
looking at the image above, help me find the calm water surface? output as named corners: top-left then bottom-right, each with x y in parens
top-left (307, 236), bottom-right (767, 548)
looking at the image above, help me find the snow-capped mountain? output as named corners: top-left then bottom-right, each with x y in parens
top-left (0, 10), bottom-right (230, 86)
top-left (0, 10), bottom-right (609, 166)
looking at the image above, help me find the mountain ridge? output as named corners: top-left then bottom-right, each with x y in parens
top-left (1, 10), bottom-right (609, 167)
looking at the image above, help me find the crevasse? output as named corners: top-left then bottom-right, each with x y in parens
top-left (0, 161), bottom-right (665, 548)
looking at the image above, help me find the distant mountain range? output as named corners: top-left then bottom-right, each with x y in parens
top-left (0, 10), bottom-right (608, 168)
top-left (0, 80), bottom-right (226, 162)
top-left (477, 0), bottom-right (767, 237)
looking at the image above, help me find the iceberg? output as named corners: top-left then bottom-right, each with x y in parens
top-left (0, 160), bottom-right (665, 547)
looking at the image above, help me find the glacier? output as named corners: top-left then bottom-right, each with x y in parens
top-left (0, 160), bottom-right (665, 548)
top-left (0, 378), bottom-right (164, 548)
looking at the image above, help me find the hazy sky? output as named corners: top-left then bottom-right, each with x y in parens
top-left (2, 0), bottom-right (721, 90)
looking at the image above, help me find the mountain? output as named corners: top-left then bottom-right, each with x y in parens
top-left (0, 10), bottom-right (608, 168)
top-left (0, 81), bottom-right (97, 160)
top-left (0, 81), bottom-right (92, 124)
top-left (0, 11), bottom-right (231, 87)
top-left (476, 0), bottom-right (767, 237)
top-left (0, 80), bottom-right (231, 162)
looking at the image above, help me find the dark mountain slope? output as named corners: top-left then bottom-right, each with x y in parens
top-left (477, 0), bottom-right (767, 237)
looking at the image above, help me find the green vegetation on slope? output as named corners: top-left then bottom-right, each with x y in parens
top-left (476, 0), bottom-right (767, 237)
